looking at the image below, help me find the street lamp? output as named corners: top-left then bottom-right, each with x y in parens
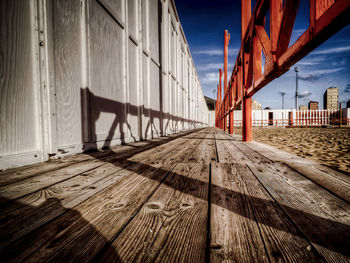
top-left (295, 66), bottom-right (299, 110)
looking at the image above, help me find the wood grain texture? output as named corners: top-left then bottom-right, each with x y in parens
top-left (187, 128), bottom-right (216, 163)
top-left (99, 163), bottom-right (209, 262)
top-left (210, 163), bottom-right (269, 262)
top-left (53, 0), bottom-right (83, 147)
top-left (212, 163), bottom-right (320, 262)
top-left (0, 131), bottom-right (193, 200)
top-left (0, 0), bottom-right (38, 155)
top-left (1, 128), bottom-right (349, 262)
top-left (247, 140), bottom-right (350, 203)
top-left (128, 40), bottom-right (140, 139)
top-left (247, 161), bottom-right (350, 262)
top-left (149, 0), bottom-right (159, 63)
top-left (150, 60), bottom-right (161, 136)
top-left (0, 161), bottom-right (128, 249)
top-left (89, 0), bottom-right (125, 141)
top-left (215, 132), bottom-right (248, 164)
top-left (2, 163), bottom-right (171, 262)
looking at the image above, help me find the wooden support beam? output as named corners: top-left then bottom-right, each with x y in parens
top-left (253, 32), bottom-right (262, 80)
top-left (216, 0), bottom-right (349, 132)
top-left (269, 0), bottom-right (283, 59)
top-left (276, 0), bottom-right (300, 57)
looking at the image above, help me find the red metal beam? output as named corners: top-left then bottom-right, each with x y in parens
top-left (215, 0), bottom-right (350, 141)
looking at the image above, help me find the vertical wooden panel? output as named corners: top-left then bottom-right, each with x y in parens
top-left (89, 0), bottom-right (125, 143)
top-left (128, 0), bottom-right (137, 38)
top-left (142, 54), bottom-right (150, 139)
top-left (53, 0), bottom-right (82, 148)
top-left (128, 40), bottom-right (139, 140)
top-left (150, 61), bottom-right (161, 136)
top-left (149, 0), bottom-right (159, 63)
top-left (0, 1), bottom-right (39, 155)
top-left (141, 0), bottom-right (148, 50)
top-left (100, 0), bottom-right (125, 22)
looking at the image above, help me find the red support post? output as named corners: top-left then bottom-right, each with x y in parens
top-left (224, 30), bottom-right (230, 133)
top-left (242, 0), bottom-right (252, 142)
top-left (229, 82), bottom-right (234, 134)
top-left (219, 68), bottom-right (223, 130)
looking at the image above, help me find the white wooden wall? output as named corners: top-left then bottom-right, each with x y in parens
top-left (0, 0), bottom-right (209, 170)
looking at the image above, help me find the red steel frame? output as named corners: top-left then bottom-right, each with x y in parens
top-left (215, 0), bottom-right (350, 141)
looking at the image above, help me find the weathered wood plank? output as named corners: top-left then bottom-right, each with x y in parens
top-left (247, 161), bottom-right (350, 262)
top-left (210, 163), bottom-right (269, 262)
top-left (245, 140), bottom-right (350, 204)
top-left (0, 130), bottom-right (202, 248)
top-left (99, 163), bottom-right (209, 262)
top-left (0, 161), bottom-right (128, 249)
top-left (1, 163), bottom-right (172, 262)
top-left (187, 128), bottom-right (217, 163)
top-left (0, 128), bottom-right (199, 187)
top-left (215, 132), bottom-right (248, 164)
top-left (0, 130), bottom-right (200, 202)
top-left (220, 164), bottom-right (320, 262)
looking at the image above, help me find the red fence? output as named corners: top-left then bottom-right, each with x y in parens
top-left (215, 0), bottom-right (350, 141)
top-left (232, 109), bottom-right (350, 127)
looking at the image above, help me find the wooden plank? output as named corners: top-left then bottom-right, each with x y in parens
top-left (99, 163), bottom-right (209, 262)
top-left (247, 161), bottom-right (350, 262)
top-left (211, 163), bottom-right (320, 262)
top-left (187, 128), bottom-right (216, 163)
top-left (246, 140), bottom-right (350, 203)
top-left (0, 161), bottom-right (128, 249)
top-left (0, 130), bottom-right (201, 202)
top-left (0, 1), bottom-right (39, 159)
top-left (210, 163), bottom-right (269, 262)
top-left (215, 132), bottom-right (248, 164)
top-left (0, 130), bottom-right (204, 247)
top-left (53, 0), bottom-right (83, 148)
top-left (0, 147), bottom-right (129, 186)
top-left (151, 130), bottom-right (205, 165)
top-left (132, 135), bottom-right (198, 164)
top-left (1, 163), bottom-right (172, 262)
top-left (276, 0), bottom-right (300, 57)
top-left (0, 135), bottom-right (170, 186)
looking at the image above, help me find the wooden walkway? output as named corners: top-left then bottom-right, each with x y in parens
top-left (0, 127), bottom-right (349, 262)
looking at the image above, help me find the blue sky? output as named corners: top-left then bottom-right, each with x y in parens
top-left (175, 0), bottom-right (350, 109)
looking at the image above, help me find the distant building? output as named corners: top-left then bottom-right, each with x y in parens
top-left (308, 101), bottom-right (318, 110)
top-left (323, 87), bottom-right (338, 110)
top-left (252, 100), bottom-right (261, 110)
top-left (204, 96), bottom-right (216, 111)
top-left (299, 105), bottom-right (307, 111)
top-left (347, 100), bottom-right (350, 108)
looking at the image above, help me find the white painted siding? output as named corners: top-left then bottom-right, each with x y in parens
top-left (0, 0), bottom-right (209, 170)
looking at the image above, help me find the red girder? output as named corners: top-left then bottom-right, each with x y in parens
top-left (215, 0), bottom-right (350, 141)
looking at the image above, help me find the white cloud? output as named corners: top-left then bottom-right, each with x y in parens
top-left (202, 72), bottom-right (219, 84)
top-left (297, 57), bottom-right (326, 66)
top-left (314, 67), bottom-right (345, 74)
top-left (298, 91), bottom-right (312, 98)
top-left (194, 48), bottom-right (238, 56)
top-left (291, 67), bottom-right (345, 82)
top-left (312, 46), bottom-right (350, 55)
top-left (196, 62), bottom-right (234, 71)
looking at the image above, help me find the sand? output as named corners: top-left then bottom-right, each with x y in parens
top-left (234, 127), bottom-right (350, 174)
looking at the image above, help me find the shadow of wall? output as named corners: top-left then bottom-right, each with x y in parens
top-left (80, 88), bottom-right (205, 152)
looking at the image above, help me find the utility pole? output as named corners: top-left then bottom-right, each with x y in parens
top-left (281, 92), bottom-right (286, 109)
top-left (213, 89), bottom-right (216, 110)
top-left (295, 67), bottom-right (299, 110)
